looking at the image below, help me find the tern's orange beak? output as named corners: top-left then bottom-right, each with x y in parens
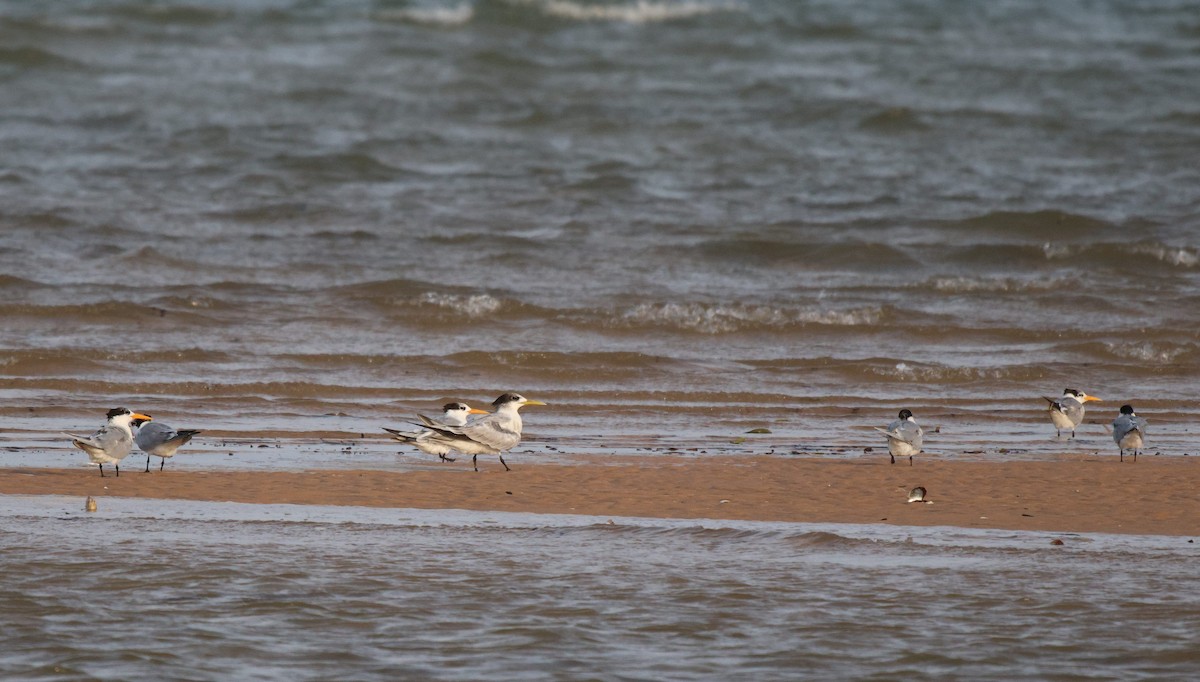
top-left (1083, 396), bottom-right (1102, 403)
top-left (468, 408), bottom-right (489, 415)
top-left (132, 413), bottom-right (153, 421)
top-left (523, 400), bottom-right (547, 406)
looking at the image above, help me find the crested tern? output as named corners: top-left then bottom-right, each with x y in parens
top-left (412, 392), bottom-right (546, 472)
top-left (384, 401), bottom-right (488, 462)
top-left (1112, 404), bottom-right (1148, 462)
top-left (874, 409), bottom-right (923, 466)
top-left (134, 419), bottom-right (201, 472)
top-left (64, 407), bottom-right (152, 477)
top-left (1043, 388), bottom-right (1101, 439)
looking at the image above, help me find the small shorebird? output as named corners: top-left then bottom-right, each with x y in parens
top-left (411, 393), bottom-right (546, 472)
top-left (65, 407), bottom-right (153, 477)
top-left (875, 409), bottom-right (923, 466)
top-left (384, 401), bottom-right (488, 462)
top-left (134, 420), bottom-right (201, 472)
top-left (1112, 404), bottom-right (1148, 462)
top-left (1043, 388), bottom-right (1101, 439)
top-left (907, 486), bottom-right (928, 503)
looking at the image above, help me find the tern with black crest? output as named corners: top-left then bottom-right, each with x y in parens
top-left (134, 419), bottom-right (201, 472)
top-left (65, 407), bottom-right (153, 477)
top-left (1112, 404), bottom-right (1148, 462)
top-left (875, 409), bottom-right (923, 466)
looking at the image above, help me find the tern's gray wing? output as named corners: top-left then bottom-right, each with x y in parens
top-left (1112, 415), bottom-right (1147, 443)
top-left (1058, 397), bottom-right (1085, 425)
top-left (877, 419), bottom-right (923, 448)
top-left (136, 422), bottom-right (199, 456)
top-left (458, 417), bottom-right (521, 452)
top-left (67, 424), bottom-right (131, 458)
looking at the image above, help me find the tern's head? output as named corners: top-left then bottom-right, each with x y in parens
top-left (106, 407), bottom-right (152, 427)
top-left (443, 402), bottom-right (489, 417)
top-left (1119, 404), bottom-right (1135, 416)
top-left (1064, 388), bottom-right (1102, 402)
top-left (898, 409), bottom-right (914, 421)
top-left (492, 392), bottom-right (547, 411)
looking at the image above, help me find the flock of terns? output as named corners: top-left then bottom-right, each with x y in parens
top-left (65, 392), bottom-right (545, 477)
top-left (64, 388), bottom-right (1148, 477)
top-left (878, 388), bottom-right (1150, 466)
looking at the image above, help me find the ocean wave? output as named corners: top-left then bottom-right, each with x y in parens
top-left (617, 302), bottom-right (883, 333)
top-left (942, 210), bottom-right (1115, 238)
top-left (0, 46), bottom-right (85, 70)
top-left (1101, 341), bottom-right (1198, 364)
top-left (692, 239), bottom-right (917, 268)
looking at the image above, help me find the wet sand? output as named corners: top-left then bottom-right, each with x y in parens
top-left (1, 456), bottom-right (1196, 536)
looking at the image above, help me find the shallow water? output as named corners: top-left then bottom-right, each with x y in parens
top-left (2, 0), bottom-right (1199, 461)
top-left (3, 3), bottom-right (1198, 675)
top-left (1, 496), bottom-right (1198, 680)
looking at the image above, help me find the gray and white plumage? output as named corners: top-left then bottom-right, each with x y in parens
top-left (1043, 388), bottom-right (1101, 439)
top-left (135, 420), bottom-right (201, 472)
top-left (64, 407), bottom-right (153, 477)
top-left (1112, 404), bottom-right (1147, 462)
top-left (412, 393), bottom-right (546, 471)
top-left (384, 402), bottom-right (487, 462)
top-left (874, 409), bottom-right (923, 466)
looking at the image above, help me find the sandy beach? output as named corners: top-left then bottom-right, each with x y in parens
top-left (3, 456), bottom-right (1196, 536)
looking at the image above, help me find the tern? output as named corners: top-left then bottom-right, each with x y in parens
top-left (411, 392), bottom-right (546, 472)
top-left (64, 407), bottom-right (153, 477)
top-left (1043, 389), bottom-right (1101, 439)
top-left (384, 402), bottom-right (488, 462)
top-left (134, 420), bottom-right (201, 472)
top-left (875, 409), bottom-right (923, 466)
top-left (1112, 404), bottom-right (1148, 462)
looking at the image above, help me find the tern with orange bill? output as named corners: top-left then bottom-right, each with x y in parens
top-left (64, 407), bottom-right (153, 477)
top-left (384, 401), bottom-right (489, 462)
top-left (1043, 389), bottom-right (1101, 439)
top-left (1112, 404), bottom-right (1148, 462)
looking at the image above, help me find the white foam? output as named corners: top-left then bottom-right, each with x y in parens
top-left (376, 3), bottom-right (475, 26)
top-left (419, 292), bottom-right (503, 317)
top-left (521, 0), bottom-right (736, 24)
top-left (620, 302), bottom-right (880, 333)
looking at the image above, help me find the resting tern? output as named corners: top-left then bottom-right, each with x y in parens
top-left (874, 409), bottom-right (923, 466)
top-left (1043, 389), bottom-right (1101, 439)
top-left (412, 392), bottom-right (546, 472)
top-left (134, 420), bottom-right (201, 472)
top-left (1112, 404), bottom-right (1148, 462)
top-left (384, 402), bottom-right (488, 462)
top-left (64, 407), bottom-right (152, 477)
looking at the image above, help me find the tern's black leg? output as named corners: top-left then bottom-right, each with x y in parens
top-left (99, 464), bottom-right (105, 478)
top-left (500, 455), bottom-right (510, 472)
top-left (908, 455), bottom-right (913, 467)
top-left (115, 464), bottom-right (120, 477)
top-left (1119, 449), bottom-right (1124, 462)
top-left (890, 453), bottom-right (895, 465)
top-left (472, 454), bottom-right (478, 472)
top-left (1134, 450), bottom-right (1139, 462)
top-left (1070, 429), bottom-right (1076, 439)
top-left (160, 458), bottom-right (166, 471)
top-left (145, 455), bottom-right (151, 473)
